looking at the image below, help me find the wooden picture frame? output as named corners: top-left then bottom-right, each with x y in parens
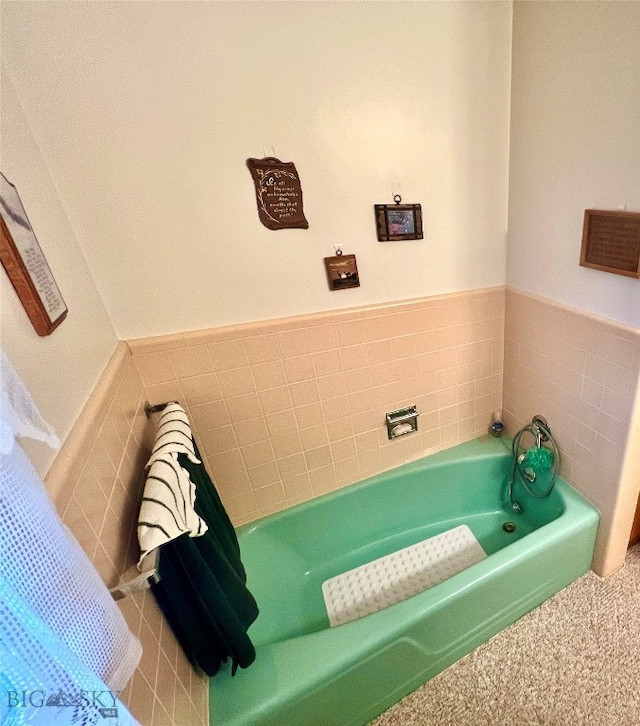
top-left (324, 253), bottom-right (360, 291)
top-left (579, 209), bottom-right (640, 279)
top-left (0, 174), bottom-right (67, 336)
top-left (375, 202), bottom-right (423, 242)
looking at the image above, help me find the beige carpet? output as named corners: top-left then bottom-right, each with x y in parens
top-left (370, 544), bottom-right (640, 726)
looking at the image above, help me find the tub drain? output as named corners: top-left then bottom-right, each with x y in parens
top-left (502, 522), bottom-right (517, 533)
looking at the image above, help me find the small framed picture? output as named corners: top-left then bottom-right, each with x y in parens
top-left (374, 202), bottom-right (423, 242)
top-left (324, 253), bottom-right (360, 291)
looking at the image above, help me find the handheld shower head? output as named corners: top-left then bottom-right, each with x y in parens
top-left (506, 415), bottom-right (559, 510)
top-left (531, 416), bottom-right (551, 448)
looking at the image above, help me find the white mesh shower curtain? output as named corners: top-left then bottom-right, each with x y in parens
top-left (0, 350), bottom-right (141, 725)
top-left (0, 574), bottom-right (135, 726)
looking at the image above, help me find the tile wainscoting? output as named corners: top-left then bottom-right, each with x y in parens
top-left (504, 287), bottom-right (640, 576)
top-left (45, 342), bottom-right (208, 726)
top-left (38, 285), bottom-right (640, 726)
top-left (128, 287), bottom-right (505, 526)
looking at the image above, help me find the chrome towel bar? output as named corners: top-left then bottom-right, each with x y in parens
top-left (144, 400), bottom-right (176, 419)
top-left (110, 549), bottom-right (160, 601)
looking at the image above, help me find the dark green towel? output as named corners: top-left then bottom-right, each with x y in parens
top-left (150, 443), bottom-right (259, 676)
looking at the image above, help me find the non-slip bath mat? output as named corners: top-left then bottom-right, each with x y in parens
top-left (322, 524), bottom-right (487, 627)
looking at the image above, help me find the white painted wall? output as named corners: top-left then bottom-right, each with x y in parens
top-left (0, 69), bottom-right (118, 476)
top-left (1, 1), bottom-right (512, 339)
top-left (508, 1), bottom-right (640, 328)
top-left (2, 0), bottom-right (637, 478)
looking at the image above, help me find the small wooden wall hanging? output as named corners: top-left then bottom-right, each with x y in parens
top-left (324, 250), bottom-right (360, 291)
top-left (246, 157), bottom-right (309, 231)
top-left (375, 196), bottom-right (423, 242)
top-left (580, 209), bottom-right (640, 278)
top-left (0, 173), bottom-right (67, 336)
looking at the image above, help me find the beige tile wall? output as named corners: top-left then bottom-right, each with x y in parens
top-left (41, 284), bottom-right (639, 724)
top-left (129, 287), bottom-right (505, 526)
top-left (38, 284), bottom-right (639, 726)
top-left (45, 343), bottom-right (208, 726)
top-left (503, 287), bottom-right (640, 576)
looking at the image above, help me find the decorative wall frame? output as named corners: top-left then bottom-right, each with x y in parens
top-left (0, 173), bottom-right (67, 336)
top-left (324, 251), bottom-right (360, 291)
top-left (375, 196), bottom-right (423, 242)
top-left (579, 209), bottom-right (640, 279)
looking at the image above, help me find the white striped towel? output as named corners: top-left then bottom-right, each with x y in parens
top-left (137, 403), bottom-right (208, 569)
top-left (146, 401), bottom-right (201, 467)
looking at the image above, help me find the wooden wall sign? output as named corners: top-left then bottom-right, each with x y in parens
top-left (0, 173), bottom-right (67, 336)
top-left (580, 209), bottom-right (640, 278)
top-left (246, 157), bottom-right (309, 231)
top-left (324, 252), bottom-right (360, 291)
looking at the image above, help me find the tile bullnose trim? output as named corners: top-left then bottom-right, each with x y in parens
top-left (506, 286), bottom-right (640, 339)
top-left (127, 286), bottom-right (506, 352)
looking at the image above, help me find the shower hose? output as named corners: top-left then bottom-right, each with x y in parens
top-left (507, 416), bottom-right (560, 511)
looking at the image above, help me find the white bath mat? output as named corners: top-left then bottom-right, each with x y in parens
top-left (322, 524), bottom-right (487, 627)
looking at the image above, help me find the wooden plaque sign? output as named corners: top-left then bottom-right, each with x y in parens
top-left (246, 157), bottom-right (309, 231)
top-left (580, 209), bottom-right (640, 278)
top-left (0, 173), bottom-right (67, 336)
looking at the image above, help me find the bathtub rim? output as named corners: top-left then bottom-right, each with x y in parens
top-left (237, 436), bottom-right (518, 538)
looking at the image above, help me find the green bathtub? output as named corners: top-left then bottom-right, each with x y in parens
top-left (209, 437), bottom-right (599, 726)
